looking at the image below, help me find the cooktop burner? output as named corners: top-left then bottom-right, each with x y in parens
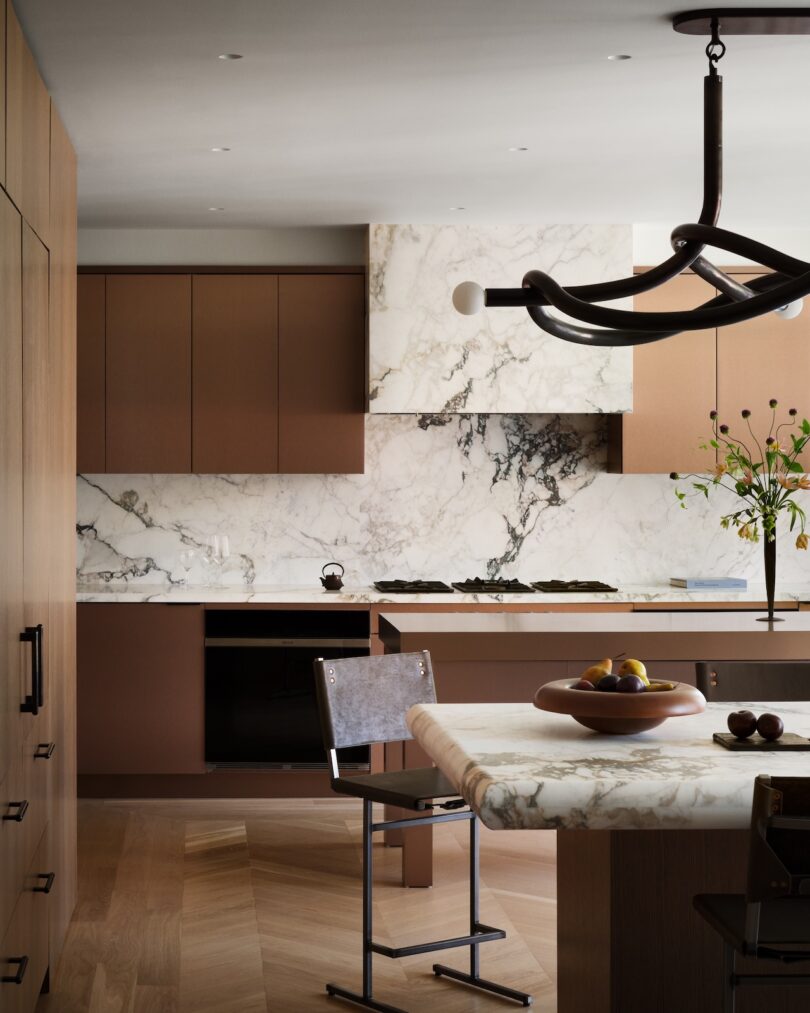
top-left (373, 580), bottom-right (455, 594)
top-left (532, 580), bottom-right (618, 593)
top-left (452, 578), bottom-right (535, 594)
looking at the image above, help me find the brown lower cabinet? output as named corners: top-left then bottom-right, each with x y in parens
top-left (77, 269), bottom-right (366, 475)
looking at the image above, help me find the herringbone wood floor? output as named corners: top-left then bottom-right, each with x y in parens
top-left (37, 799), bottom-right (557, 1013)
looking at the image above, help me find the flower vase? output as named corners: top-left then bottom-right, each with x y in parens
top-left (758, 536), bottom-right (782, 622)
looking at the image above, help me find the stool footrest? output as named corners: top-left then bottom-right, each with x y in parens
top-left (433, 964), bottom-right (534, 1006)
top-left (326, 983), bottom-right (407, 1012)
top-left (370, 922), bottom-right (505, 959)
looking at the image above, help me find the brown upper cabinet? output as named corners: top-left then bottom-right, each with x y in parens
top-left (279, 274), bottom-right (366, 474)
top-left (5, 2), bottom-right (51, 244)
top-left (105, 274), bottom-right (192, 472)
top-left (78, 270), bottom-right (366, 475)
top-left (77, 275), bottom-right (106, 472)
top-left (192, 275), bottom-right (279, 473)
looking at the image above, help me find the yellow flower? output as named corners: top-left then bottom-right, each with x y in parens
top-left (797, 533), bottom-right (809, 550)
top-left (778, 475), bottom-right (799, 491)
top-left (710, 462), bottom-right (727, 478)
top-left (798, 476), bottom-right (810, 490)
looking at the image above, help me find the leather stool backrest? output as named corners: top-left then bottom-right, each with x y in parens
top-left (314, 651), bottom-right (436, 750)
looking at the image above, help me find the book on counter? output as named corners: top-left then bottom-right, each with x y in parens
top-left (670, 577), bottom-right (748, 589)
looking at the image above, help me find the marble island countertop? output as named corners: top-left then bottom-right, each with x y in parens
top-left (407, 701), bottom-right (810, 832)
top-left (75, 581), bottom-right (810, 605)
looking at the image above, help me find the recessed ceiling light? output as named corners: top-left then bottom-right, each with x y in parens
top-left (508, 146), bottom-right (529, 152)
top-left (449, 206), bottom-right (466, 211)
top-left (607, 54), bottom-right (632, 61)
top-left (210, 147), bottom-right (231, 152)
top-left (218, 53), bottom-right (243, 60)
top-left (208, 207), bottom-right (225, 212)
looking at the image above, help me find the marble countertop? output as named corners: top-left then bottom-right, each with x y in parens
top-left (75, 581), bottom-right (810, 606)
top-left (407, 701), bottom-right (810, 832)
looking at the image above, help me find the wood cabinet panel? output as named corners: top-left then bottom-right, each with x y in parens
top-left (0, 826), bottom-right (50, 1011)
top-left (192, 274), bottom-right (278, 473)
top-left (76, 275), bottom-right (105, 473)
top-left (0, 0), bottom-right (6, 189)
top-left (47, 104), bottom-right (77, 971)
top-left (610, 273), bottom-right (717, 474)
top-left (21, 224), bottom-right (50, 756)
top-left (105, 275), bottom-right (191, 472)
top-left (717, 278), bottom-right (810, 468)
top-left (5, 3), bottom-right (50, 244)
top-left (77, 604), bottom-right (205, 775)
top-left (279, 274), bottom-right (365, 473)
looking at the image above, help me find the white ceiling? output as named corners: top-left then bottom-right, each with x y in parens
top-left (15, 0), bottom-right (810, 229)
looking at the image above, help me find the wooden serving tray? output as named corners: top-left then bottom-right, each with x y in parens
top-left (713, 732), bottom-right (810, 751)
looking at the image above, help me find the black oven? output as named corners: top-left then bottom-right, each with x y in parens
top-left (204, 609), bottom-right (370, 769)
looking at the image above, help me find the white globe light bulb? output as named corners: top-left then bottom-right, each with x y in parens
top-left (775, 299), bottom-right (804, 320)
top-left (452, 281), bottom-right (485, 315)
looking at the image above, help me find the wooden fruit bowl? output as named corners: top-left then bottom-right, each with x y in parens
top-left (534, 679), bottom-right (706, 734)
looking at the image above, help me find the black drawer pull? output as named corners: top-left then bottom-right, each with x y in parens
top-left (2, 955), bottom-right (28, 984)
top-left (34, 742), bottom-right (55, 760)
top-left (33, 872), bottom-right (55, 894)
top-left (19, 625), bottom-right (43, 715)
top-left (2, 800), bottom-right (29, 822)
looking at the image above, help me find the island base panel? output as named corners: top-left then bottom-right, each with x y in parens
top-left (558, 829), bottom-right (807, 1013)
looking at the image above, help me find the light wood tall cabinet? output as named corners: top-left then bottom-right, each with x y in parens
top-left (1, 2), bottom-right (77, 1008)
top-left (608, 269), bottom-right (810, 474)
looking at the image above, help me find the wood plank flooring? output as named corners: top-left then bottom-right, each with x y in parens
top-left (37, 800), bottom-right (556, 1013)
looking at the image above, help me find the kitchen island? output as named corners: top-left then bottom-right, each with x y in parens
top-left (406, 700), bottom-right (810, 1013)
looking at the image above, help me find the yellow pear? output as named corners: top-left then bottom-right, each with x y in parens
top-left (581, 664), bottom-right (611, 685)
top-left (619, 658), bottom-right (649, 685)
top-left (599, 658), bottom-right (613, 674)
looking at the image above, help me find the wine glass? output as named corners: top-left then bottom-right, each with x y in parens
top-left (178, 549), bottom-right (195, 585)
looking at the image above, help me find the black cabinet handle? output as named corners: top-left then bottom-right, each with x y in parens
top-left (19, 625), bottom-right (43, 714)
top-left (34, 742), bottom-right (55, 760)
top-left (33, 872), bottom-right (55, 894)
top-left (2, 800), bottom-right (29, 822)
top-left (1, 956), bottom-right (28, 984)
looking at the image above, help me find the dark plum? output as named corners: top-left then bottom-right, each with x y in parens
top-left (616, 674), bottom-right (646, 694)
top-left (571, 679), bottom-right (596, 691)
top-left (727, 710), bottom-right (757, 740)
top-left (756, 713), bottom-right (784, 741)
top-left (597, 674), bottom-right (621, 692)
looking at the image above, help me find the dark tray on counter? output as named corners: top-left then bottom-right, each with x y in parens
top-left (713, 732), bottom-right (810, 751)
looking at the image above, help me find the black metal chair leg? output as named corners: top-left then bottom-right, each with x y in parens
top-left (326, 801), bottom-right (409, 1013)
top-left (723, 942), bottom-right (735, 1013)
top-left (433, 816), bottom-right (533, 1007)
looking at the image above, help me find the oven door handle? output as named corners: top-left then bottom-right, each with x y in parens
top-left (204, 637), bottom-right (371, 649)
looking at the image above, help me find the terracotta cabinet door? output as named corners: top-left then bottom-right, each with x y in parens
top-left (612, 273), bottom-right (717, 474)
top-left (5, 3), bottom-right (51, 244)
top-left (77, 275), bottom-right (105, 473)
top-left (105, 275), bottom-right (192, 472)
top-left (77, 604), bottom-right (205, 775)
top-left (278, 274), bottom-right (365, 474)
top-left (717, 275), bottom-right (810, 469)
top-left (192, 275), bottom-right (279, 473)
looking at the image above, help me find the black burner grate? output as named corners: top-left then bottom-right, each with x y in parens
top-left (373, 580), bottom-right (455, 594)
top-left (532, 580), bottom-right (618, 593)
top-left (452, 578), bottom-right (535, 594)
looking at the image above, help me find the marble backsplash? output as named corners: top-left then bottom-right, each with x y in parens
top-left (77, 413), bottom-right (809, 588)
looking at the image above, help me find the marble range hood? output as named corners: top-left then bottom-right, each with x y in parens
top-left (367, 224), bottom-right (634, 415)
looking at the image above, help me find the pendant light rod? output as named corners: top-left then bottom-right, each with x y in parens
top-left (452, 8), bottom-right (810, 346)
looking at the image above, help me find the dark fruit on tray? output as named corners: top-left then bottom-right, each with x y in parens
top-left (727, 710), bottom-right (757, 740)
top-left (756, 713), bottom-right (784, 742)
top-left (616, 674), bottom-right (646, 694)
top-left (597, 674), bottom-right (621, 692)
top-left (571, 678), bottom-right (596, 691)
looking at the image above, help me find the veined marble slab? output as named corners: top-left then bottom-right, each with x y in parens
top-left (368, 224), bottom-right (633, 413)
top-left (407, 701), bottom-right (810, 831)
top-left (75, 582), bottom-right (810, 605)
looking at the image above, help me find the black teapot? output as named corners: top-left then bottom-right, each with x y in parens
top-left (320, 562), bottom-right (345, 592)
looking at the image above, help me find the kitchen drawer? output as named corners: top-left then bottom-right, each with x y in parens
top-left (0, 765), bottom-right (24, 942)
top-left (18, 735), bottom-right (49, 883)
top-left (0, 826), bottom-right (50, 1013)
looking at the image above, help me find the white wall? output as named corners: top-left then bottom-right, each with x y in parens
top-left (634, 224), bottom-right (810, 267)
top-left (78, 227), bottom-right (365, 266)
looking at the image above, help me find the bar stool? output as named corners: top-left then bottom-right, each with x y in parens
top-left (694, 774), bottom-right (810, 1011)
top-left (313, 650), bottom-right (532, 1012)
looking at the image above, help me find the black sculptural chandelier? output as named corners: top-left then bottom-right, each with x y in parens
top-left (452, 8), bottom-right (810, 346)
